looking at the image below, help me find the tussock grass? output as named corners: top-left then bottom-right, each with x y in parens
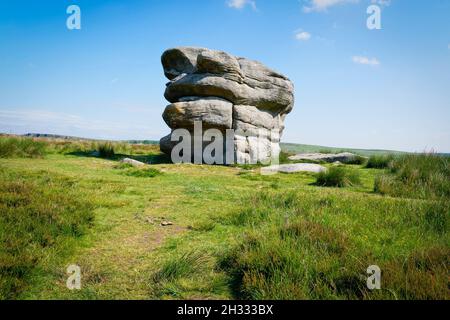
top-left (423, 201), bottom-right (448, 234)
top-left (315, 167), bottom-right (361, 187)
top-left (152, 251), bottom-right (207, 283)
top-left (151, 251), bottom-right (210, 298)
top-left (45, 140), bottom-right (94, 155)
top-left (46, 139), bottom-right (157, 156)
top-left (189, 221), bottom-right (216, 232)
top-left (374, 153), bottom-right (450, 199)
top-left (96, 142), bottom-right (115, 158)
top-left (366, 154), bottom-right (396, 169)
top-left (218, 191), bottom-right (449, 300)
top-left (0, 136), bottom-right (447, 300)
top-left (280, 220), bottom-right (349, 255)
top-left (0, 169), bottom-right (95, 299)
top-left (0, 137), bottom-right (47, 158)
top-left (344, 155), bottom-right (368, 165)
top-left (372, 246), bottom-right (449, 300)
top-left (278, 151), bottom-right (293, 164)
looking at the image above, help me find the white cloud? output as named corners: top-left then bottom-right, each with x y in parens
top-left (371, 0), bottom-right (391, 7)
top-left (0, 110), bottom-right (161, 140)
top-left (352, 55), bottom-right (380, 66)
top-left (295, 30), bottom-right (311, 41)
top-left (303, 0), bottom-right (358, 13)
top-left (227, 0), bottom-right (256, 10)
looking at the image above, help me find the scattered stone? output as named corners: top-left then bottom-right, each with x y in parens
top-left (288, 152), bottom-right (364, 163)
top-left (260, 163), bottom-right (326, 174)
top-left (159, 47), bottom-right (295, 164)
top-left (160, 221), bottom-right (173, 227)
top-left (120, 158), bottom-right (146, 167)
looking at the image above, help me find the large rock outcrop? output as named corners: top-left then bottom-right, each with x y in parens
top-left (160, 47), bottom-right (294, 164)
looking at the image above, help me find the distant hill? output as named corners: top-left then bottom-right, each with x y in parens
top-left (11, 133), bottom-right (448, 157)
top-left (281, 143), bottom-right (450, 157)
top-left (21, 133), bottom-right (159, 145)
top-left (23, 133), bottom-right (93, 141)
top-left (280, 143), bottom-right (407, 157)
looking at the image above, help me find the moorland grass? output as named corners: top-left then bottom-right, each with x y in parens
top-left (374, 153), bottom-right (450, 199)
top-left (0, 136), bottom-right (158, 159)
top-left (423, 200), bottom-right (448, 234)
top-left (151, 251), bottom-right (209, 297)
top-left (123, 168), bottom-right (162, 178)
top-left (97, 142), bottom-right (115, 158)
top-left (152, 251), bottom-right (207, 283)
top-left (315, 166), bottom-right (361, 187)
top-left (0, 168), bottom-right (95, 299)
top-left (218, 191), bottom-right (449, 300)
top-left (344, 155), bottom-right (368, 165)
top-left (366, 154), bottom-right (396, 169)
top-left (0, 136), bottom-right (448, 300)
top-left (0, 137), bottom-right (47, 158)
top-left (113, 163), bottom-right (134, 170)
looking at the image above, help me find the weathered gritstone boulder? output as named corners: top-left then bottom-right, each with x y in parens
top-left (120, 158), bottom-right (146, 167)
top-left (160, 47), bottom-right (294, 164)
top-left (260, 163), bottom-right (326, 175)
top-left (288, 152), bottom-right (366, 164)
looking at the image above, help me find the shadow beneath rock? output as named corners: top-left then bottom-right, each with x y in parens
top-left (65, 151), bottom-right (173, 165)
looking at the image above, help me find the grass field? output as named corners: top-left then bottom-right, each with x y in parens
top-left (280, 143), bottom-right (407, 157)
top-left (0, 136), bottom-right (448, 300)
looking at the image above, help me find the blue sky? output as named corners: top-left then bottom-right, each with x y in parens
top-left (0, 0), bottom-right (449, 152)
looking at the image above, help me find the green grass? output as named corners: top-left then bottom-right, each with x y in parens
top-left (366, 154), bottom-right (396, 169)
top-left (0, 168), bottom-right (95, 299)
top-left (315, 166), bottom-right (361, 188)
top-left (424, 201), bottom-right (448, 234)
top-left (96, 142), bottom-right (115, 158)
top-left (0, 137), bottom-right (47, 158)
top-left (112, 160), bottom-right (162, 178)
top-left (0, 136), bottom-right (448, 300)
top-left (151, 251), bottom-right (210, 298)
top-left (113, 163), bottom-right (134, 170)
top-left (374, 153), bottom-right (450, 200)
top-left (152, 251), bottom-right (207, 283)
top-left (122, 168), bottom-right (162, 178)
top-left (344, 155), bottom-right (368, 165)
top-left (281, 143), bottom-right (406, 157)
top-left (218, 191), bottom-right (449, 300)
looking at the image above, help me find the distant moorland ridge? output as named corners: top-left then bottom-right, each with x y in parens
top-left (1, 132), bottom-right (448, 157)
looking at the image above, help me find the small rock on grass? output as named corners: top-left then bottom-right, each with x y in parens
top-left (260, 163), bottom-right (326, 174)
top-left (120, 158), bottom-right (146, 167)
